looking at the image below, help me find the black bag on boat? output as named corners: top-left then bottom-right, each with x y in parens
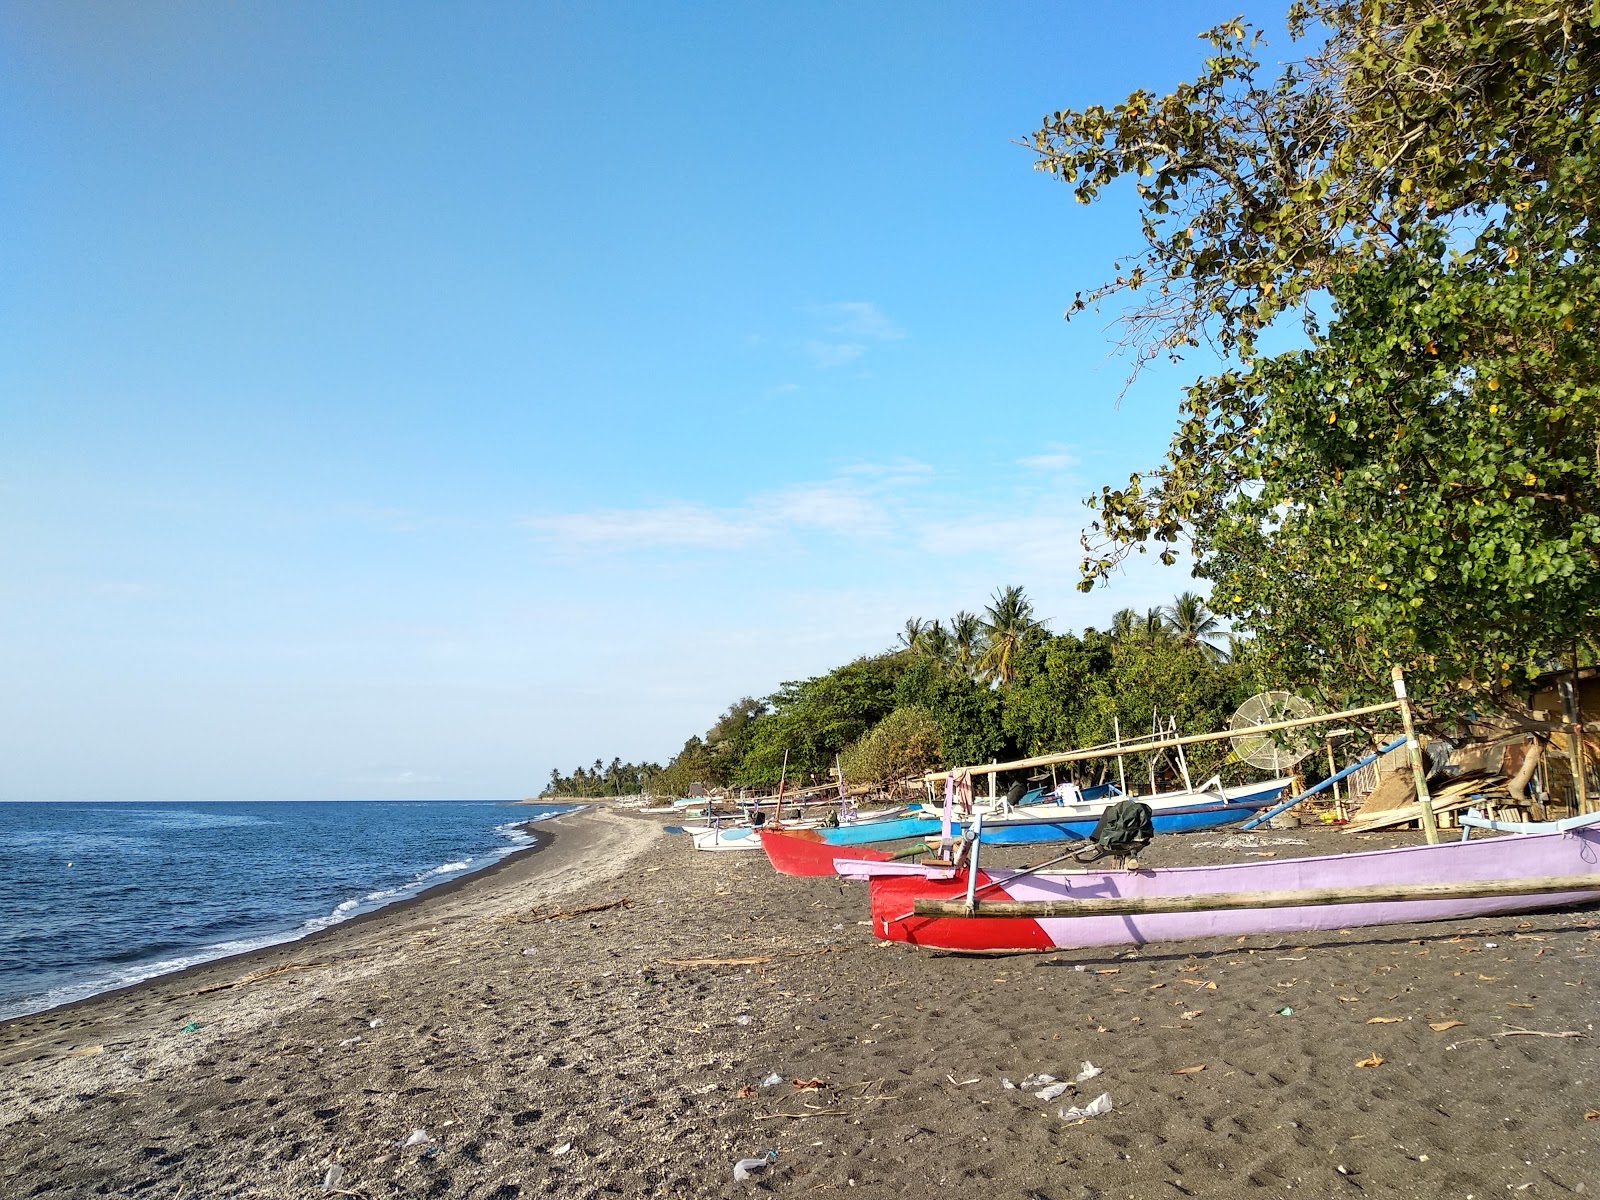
top-left (1088, 800), bottom-right (1154, 857)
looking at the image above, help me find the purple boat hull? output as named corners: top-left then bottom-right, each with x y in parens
top-left (870, 825), bottom-right (1600, 951)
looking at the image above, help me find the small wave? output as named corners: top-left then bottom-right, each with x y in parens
top-left (420, 859), bottom-right (472, 880)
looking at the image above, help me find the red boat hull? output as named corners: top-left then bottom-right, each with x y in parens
top-left (760, 829), bottom-right (893, 877)
top-left (868, 872), bottom-right (1055, 951)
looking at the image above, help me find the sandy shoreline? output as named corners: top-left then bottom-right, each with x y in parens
top-left (2, 807), bottom-right (1597, 1199)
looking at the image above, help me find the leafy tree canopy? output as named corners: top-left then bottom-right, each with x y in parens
top-left (732, 654), bottom-right (908, 787)
top-left (838, 706), bottom-right (943, 790)
top-left (1036, 0), bottom-right (1600, 727)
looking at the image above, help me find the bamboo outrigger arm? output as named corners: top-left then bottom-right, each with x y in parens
top-left (919, 699), bottom-right (1406, 784)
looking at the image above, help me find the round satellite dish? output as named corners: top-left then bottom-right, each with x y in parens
top-left (1229, 691), bottom-right (1316, 772)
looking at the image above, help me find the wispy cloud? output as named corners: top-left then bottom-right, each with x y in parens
top-left (526, 504), bottom-right (765, 549)
top-left (802, 301), bottom-right (906, 369)
top-left (918, 513), bottom-right (1085, 573)
top-left (524, 461), bottom-right (932, 552)
top-left (820, 301), bottom-right (907, 342)
top-left (1017, 444), bottom-right (1079, 472)
top-left (805, 339), bottom-right (866, 369)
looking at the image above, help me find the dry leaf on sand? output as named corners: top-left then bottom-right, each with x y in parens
top-left (1366, 1017), bottom-right (1402, 1025)
top-left (1172, 1064), bottom-right (1206, 1075)
top-left (1429, 1021), bottom-right (1465, 1032)
top-left (1355, 1053), bottom-right (1385, 1068)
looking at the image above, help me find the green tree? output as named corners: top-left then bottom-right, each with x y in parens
top-left (978, 584), bottom-right (1045, 685)
top-left (1001, 630), bottom-right (1116, 756)
top-left (1035, 1), bottom-right (1600, 726)
top-left (732, 654), bottom-right (909, 787)
top-left (893, 656), bottom-right (1007, 767)
top-left (1079, 639), bottom-right (1256, 786)
top-left (1163, 591), bottom-right (1228, 662)
top-left (839, 706), bottom-right (943, 789)
top-left (898, 618), bottom-right (928, 653)
top-left (950, 610), bottom-right (983, 677)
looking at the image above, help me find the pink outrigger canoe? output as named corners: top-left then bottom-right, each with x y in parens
top-left (868, 820), bottom-right (1600, 952)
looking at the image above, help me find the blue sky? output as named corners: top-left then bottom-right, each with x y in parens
top-left (2, 1), bottom-right (1261, 800)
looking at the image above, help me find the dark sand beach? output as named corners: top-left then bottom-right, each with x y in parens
top-left (2, 805), bottom-right (1597, 1199)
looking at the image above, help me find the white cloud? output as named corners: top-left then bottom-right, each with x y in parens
top-left (799, 301), bottom-right (906, 369)
top-left (918, 513), bottom-right (1085, 573)
top-left (819, 301), bottom-right (907, 342)
top-left (524, 461), bottom-right (933, 553)
top-left (805, 339), bottom-right (867, 368)
top-left (770, 481), bottom-right (891, 536)
top-left (525, 504), bottom-right (765, 550)
top-left (1017, 445), bottom-right (1079, 471)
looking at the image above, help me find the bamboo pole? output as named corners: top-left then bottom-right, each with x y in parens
top-left (911, 874), bottom-right (1600, 919)
top-left (1113, 715), bottom-right (1127, 796)
top-left (1391, 665), bottom-right (1439, 844)
top-left (1172, 718), bottom-right (1194, 792)
top-left (921, 699), bottom-right (1405, 783)
top-left (1239, 736), bottom-right (1407, 831)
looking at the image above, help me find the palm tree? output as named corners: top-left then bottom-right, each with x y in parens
top-left (1162, 591), bottom-right (1227, 661)
top-left (1223, 630), bottom-right (1251, 665)
top-left (951, 610), bottom-right (982, 677)
top-left (978, 585), bottom-right (1042, 685)
top-left (898, 617), bottom-right (928, 653)
top-left (920, 619), bottom-right (953, 668)
top-left (1109, 607), bottom-right (1140, 642)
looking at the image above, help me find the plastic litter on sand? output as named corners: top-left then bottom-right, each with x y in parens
top-left (1059, 1093), bottom-right (1114, 1121)
top-left (734, 1151), bottom-right (778, 1182)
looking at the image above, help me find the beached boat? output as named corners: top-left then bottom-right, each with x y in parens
top-left (759, 828), bottom-right (896, 876)
top-left (866, 818), bottom-right (1600, 952)
top-left (972, 777), bottom-right (1292, 844)
top-left (811, 778), bottom-right (1291, 848)
top-left (687, 805), bottom-right (911, 852)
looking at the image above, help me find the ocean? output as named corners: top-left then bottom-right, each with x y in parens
top-left (0, 800), bottom-right (575, 1022)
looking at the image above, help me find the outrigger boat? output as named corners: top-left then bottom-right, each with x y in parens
top-left (685, 804), bottom-right (911, 852)
top-left (809, 777), bottom-right (1291, 848)
top-left (759, 828), bottom-right (897, 876)
top-left (865, 811), bottom-right (1600, 952)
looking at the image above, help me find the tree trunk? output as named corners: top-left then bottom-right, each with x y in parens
top-left (1507, 735), bottom-right (1544, 817)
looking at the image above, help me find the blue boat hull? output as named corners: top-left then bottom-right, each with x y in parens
top-left (816, 783), bottom-right (1287, 847)
top-left (976, 797), bottom-right (1278, 844)
top-left (816, 816), bottom-right (943, 845)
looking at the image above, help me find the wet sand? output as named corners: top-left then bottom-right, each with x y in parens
top-left (2, 807), bottom-right (1597, 1199)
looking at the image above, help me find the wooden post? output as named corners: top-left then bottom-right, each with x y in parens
top-left (1325, 740), bottom-right (1342, 819)
top-left (1391, 664), bottom-right (1439, 844)
top-left (773, 750), bottom-right (789, 826)
top-left (1147, 713), bottom-right (1158, 795)
top-left (1566, 647), bottom-right (1591, 815)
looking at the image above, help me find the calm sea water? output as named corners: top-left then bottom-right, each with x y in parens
top-left (0, 800), bottom-right (574, 1021)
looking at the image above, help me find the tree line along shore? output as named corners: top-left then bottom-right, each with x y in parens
top-left (543, 587), bottom-right (1304, 801)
